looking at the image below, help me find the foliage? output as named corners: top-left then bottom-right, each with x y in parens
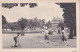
top-left (18, 18), bottom-right (28, 31)
top-left (2, 3), bottom-right (37, 9)
top-left (2, 15), bottom-right (7, 25)
top-left (2, 15), bottom-right (8, 29)
top-left (46, 21), bottom-right (52, 28)
top-left (60, 3), bottom-right (76, 38)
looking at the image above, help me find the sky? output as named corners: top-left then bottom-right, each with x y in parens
top-left (2, 2), bottom-right (64, 22)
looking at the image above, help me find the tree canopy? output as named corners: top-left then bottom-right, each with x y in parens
top-left (2, 3), bottom-right (38, 9)
top-left (60, 3), bottom-right (76, 38)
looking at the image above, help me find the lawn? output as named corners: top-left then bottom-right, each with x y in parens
top-left (2, 32), bottom-right (76, 48)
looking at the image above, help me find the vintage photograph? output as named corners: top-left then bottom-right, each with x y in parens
top-left (2, 2), bottom-right (76, 48)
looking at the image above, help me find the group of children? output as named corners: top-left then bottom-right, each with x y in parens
top-left (13, 26), bottom-right (69, 47)
top-left (43, 26), bottom-right (69, 46)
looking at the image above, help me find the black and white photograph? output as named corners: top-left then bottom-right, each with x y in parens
top-left (2, 2), bottom-right (77, 49)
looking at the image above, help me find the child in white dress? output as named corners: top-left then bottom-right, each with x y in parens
top-left (61, 26), bottom-right (69, 46)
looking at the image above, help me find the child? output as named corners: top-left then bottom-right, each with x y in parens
top-left (61, 26), bottom-right (69, 46)
top-left (42, 27), bottom-right (50, 43)
top-left (13, 33), bottom-right (20, 47)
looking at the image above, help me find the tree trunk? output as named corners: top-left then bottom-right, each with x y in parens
top-left (74, 23), bottom-right (76, 36)
top-left (21, 29), bottom-right (24, 36)
top-left (69, 24), bottom-right (74, 39)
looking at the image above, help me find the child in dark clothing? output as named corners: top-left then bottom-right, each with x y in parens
top-left (14, 33), bottom-right (20, 47)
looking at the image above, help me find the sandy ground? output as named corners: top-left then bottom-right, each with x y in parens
top-left (2, 32), bottom-right (76, 48)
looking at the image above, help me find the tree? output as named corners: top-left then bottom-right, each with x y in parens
top-left (2, 15), bottom-right (7, 25)
top-left (29, 3), bottom-right (37, 8)
top-left (2, 3), bottom-right (18, 9)
top-left (2, 15), bottom-right (8, 30)
top-left (9, 22), bottom-right (20, 30)
top-left (60, 3), bottom-right (76, 39)
top-left (29, 19), bottom-right (34, 29)
top-left (46, 21), bottom-right (52, 28)
top-left (38, 19), bottom-right (45, 28)
top-left (20, 3), bottom-right (28, 7)
top-left (33, 18), bottom-right (39, 29)
top-left (2, 3), bottom-right (38, 9)
top-left (57, 21), bottom-right (66, 28)
top-left (18, 18), bottom-right (28, 36)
